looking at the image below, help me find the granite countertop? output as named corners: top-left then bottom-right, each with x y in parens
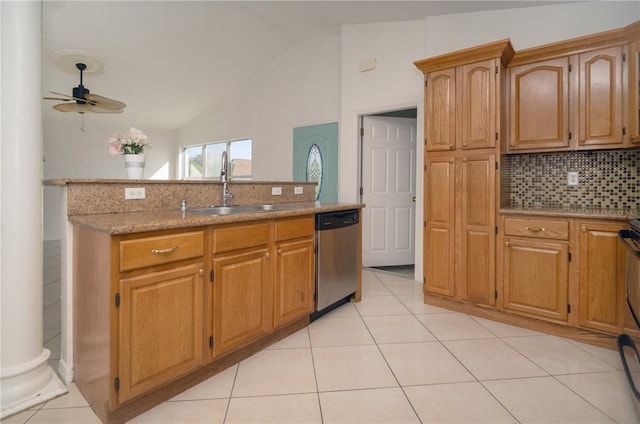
top-left (69, 202), bottom-right (364, 235)
top-left (499, 205), bottom-right (638, 220)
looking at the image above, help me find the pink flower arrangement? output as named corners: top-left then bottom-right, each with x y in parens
top-left (107, 127), bottom-right (150, 155)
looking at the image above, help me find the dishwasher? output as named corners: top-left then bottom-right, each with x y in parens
top-left (312, 209), bottom-right (359, 321)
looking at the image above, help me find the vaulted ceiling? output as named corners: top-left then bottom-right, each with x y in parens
top-left (42, 1), bottom-right (565, 130)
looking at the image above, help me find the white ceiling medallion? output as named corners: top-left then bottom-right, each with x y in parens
top-left (52, 49), bottom-right (105, 76)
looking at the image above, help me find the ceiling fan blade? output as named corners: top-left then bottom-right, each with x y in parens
top-left (44, 97), bottom-right (72, 101)
top-left (90, 105), bottom-right (123, 114)
top-left (84, 93), bottom-right (126, 110)
top-left (49, 91), bottom-right (97, 105)
top-left (53, 103), bottom-right (93, 113)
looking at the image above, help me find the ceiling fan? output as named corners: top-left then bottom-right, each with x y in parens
top-left (44, 62), bottom-right (126, 114)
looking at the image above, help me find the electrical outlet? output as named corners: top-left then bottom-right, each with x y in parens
top-left (125, 187), bottom-right (146, 200)
top-left (271, 186), bottom-right (282, 195)
top-left (294, 186), bottom-right (303, 195)
top-left (567, 172), bottom-right (579, 186)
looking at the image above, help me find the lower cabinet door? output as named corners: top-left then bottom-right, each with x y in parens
top-left (503, 238), bottom-right (569, 322)
top-left (211, 248), bottom-right (271, 357)
top-left (578, 222), bottom-right (627, 333)
top-left (118, 263), bottom-right (204, 403)
top-left (274, 238), bottom-right (315, 327)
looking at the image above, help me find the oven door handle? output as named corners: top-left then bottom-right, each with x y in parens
top-left (618, 334), bottom-right (640, 402)
top-left (619, 230), bottom-right (640, 257)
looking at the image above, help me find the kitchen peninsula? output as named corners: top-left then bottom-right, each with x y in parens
top-left (45, 179), bottom-right (363, 424)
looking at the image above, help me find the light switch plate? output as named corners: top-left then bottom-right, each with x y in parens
top-left (294, 186), bottom-right (303, 195)
top-left (271, 187), bottom-right (282, 195)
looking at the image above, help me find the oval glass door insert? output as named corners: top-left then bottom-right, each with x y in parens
top-left (306, 144), bottom-right (322, 200)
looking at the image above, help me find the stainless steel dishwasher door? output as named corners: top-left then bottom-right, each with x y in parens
top-left (315, 210), bottom-right (359, 314)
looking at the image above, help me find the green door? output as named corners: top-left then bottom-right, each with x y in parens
top-left (293, 123), bottom-right (338, 203)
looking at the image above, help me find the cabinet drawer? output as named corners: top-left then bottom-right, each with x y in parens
top-left (212, 221), bottom-right (270, 253)
top-left (120, 231), bottom-right (204, 272)
top-left (274, 215), bottom-right (314, 242)
top-left (504, 218), bottom-right (569, 240)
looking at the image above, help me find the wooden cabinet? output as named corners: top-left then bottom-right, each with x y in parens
top-left (71, 209), bottom-right (354, 423)
top-left (507, 22), bottom-right (640, 153)
top-left (508, 57), bottom-right (571, 152)
top-left (73, 226), bottom-right (206, 417)
top-left (424, 156), bottom-right (455, 297)
top-left (460, 154), bottom-right (496, 304)
top-left (578, 221), bottom-right (627, 334)
top-left (629, 39), bottom-right (640, 145)
top-left (502, 217), bottom-right (570, 323)
top-left (417, 40), bottom-right (510, 307)
top-left (273, 216), bottom-right (315, 328)
top-left (209, 216), bottom-right (316, 356)
top-left (577, 47), bottom-right (625, 149)
top-left (116, 230), bottom-right (205, 404)
top-left (425, 67), bottom-right (456, 151)
top-left (210, 221), bottom-right (272, 357)
top-left (424, 153), bottom-right (496, 305)
top-left (118, 263), bottom-right (204, 403)
top-left (425, 57), bottom-right (502, 151)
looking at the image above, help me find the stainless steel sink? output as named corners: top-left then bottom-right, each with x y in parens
top-left (186, 204), bottom-right (307, 216)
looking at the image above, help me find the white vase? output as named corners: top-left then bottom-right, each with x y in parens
top-left (124, 154), bottom-right (145, 179)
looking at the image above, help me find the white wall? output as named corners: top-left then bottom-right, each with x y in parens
top-left (177, 35), bottom-right (341, 181)
top-left (339, 19), bottom-right (425, 204)
top-left (42, 116), bottom-right (177, 239)
top-left (424, 1), bottom-right (639, 56)
top-left (43, 116), bottom-right (177, 180)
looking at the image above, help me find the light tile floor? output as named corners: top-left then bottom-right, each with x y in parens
top-left (5, 254), bottom-right (638, 423)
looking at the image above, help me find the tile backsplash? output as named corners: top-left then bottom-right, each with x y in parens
top-left (503, 150), bottom-right (639, 211)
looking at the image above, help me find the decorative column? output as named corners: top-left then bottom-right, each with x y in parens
top-left (1, 1), bottom-right (66, 418)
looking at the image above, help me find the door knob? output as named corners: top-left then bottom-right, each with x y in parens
top-left (412, 196), bottom-right (416, 202)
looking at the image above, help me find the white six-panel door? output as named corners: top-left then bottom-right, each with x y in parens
top-left (361, 116), bottom-right (417, 267)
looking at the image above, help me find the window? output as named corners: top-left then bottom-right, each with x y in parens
top-left (183, 139), bottom-right (252, 180)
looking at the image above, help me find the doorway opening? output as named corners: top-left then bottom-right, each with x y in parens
top-left (358, 107), bottom-right (418, 275)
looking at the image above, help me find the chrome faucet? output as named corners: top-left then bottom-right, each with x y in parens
top-left (220, 151), bottom-right (233, 206)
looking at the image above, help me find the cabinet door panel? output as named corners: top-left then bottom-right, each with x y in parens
top-left (118, 263), bottom-right (204, 403)
top-left (426, 69), bottom-right (456, 151)
top-left (508, 58), bottom-right (570, 151)
top-left (629, 41), bottom-right (640, 145)
top-left (212, 249), bottom-right (271, 356)
top-left (578, 47), bottom-right (623, 148)
top-left (424, 157), bottom-right (455, 296)
top-left (460, 59), bottom-right (497, 149)
top-left (274, 238), bottom-right (315, 327)
top-left (503, 239), bottom-right (568, 322)
top-left (461, 155), bottom-right (495, 305)
top-left (578, 222), bottom-right (626, 333)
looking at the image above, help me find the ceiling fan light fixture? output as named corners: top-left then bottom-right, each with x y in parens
top-left (46, 51), bottom-right (126, 115)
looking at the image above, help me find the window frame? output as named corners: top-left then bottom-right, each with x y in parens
top-left (181, 138), bottom-right (252, 180)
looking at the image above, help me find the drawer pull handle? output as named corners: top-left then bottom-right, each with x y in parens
top-left (525, 227), bottom-right (545, 232)
top-left (151, 246), bottom-right (179, 255)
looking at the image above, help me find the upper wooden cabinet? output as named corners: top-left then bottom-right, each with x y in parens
top-left (629, 39), bottom-right (640, 145)
top-left (578, 47), bottom-right (624, 149)
top-left (424, 68), bottom-right (456, 151)
top-left (506, 21), bottom-right (640, 153)
top-left (416, 40), bottom-right (514, 152)
top-left (508, 57), bottom-right (571, 151)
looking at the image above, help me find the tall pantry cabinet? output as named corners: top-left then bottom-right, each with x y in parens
top-left (415, 40), bottom-right (514, 306)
